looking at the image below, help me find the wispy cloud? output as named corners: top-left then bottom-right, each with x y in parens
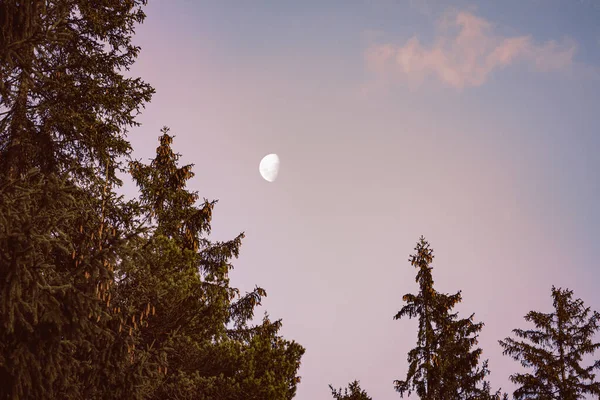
top-left (364, 11), bottom-right (578, 89)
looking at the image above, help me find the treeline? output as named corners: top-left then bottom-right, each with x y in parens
top-left (330, 238), bottom-right (600, 399)
top-left (1, 2), bottom-right (599, 400)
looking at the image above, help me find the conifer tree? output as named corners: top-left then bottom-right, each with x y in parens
top-left (0, 1), bottom-right (154, 398)
top-left (0, 0), bottom-right (153, 182)
top-left (394, 236), bottom-right (500, 399)
top-left (499, 286), bottom-right (600, 399)
top-left (329, 380), bottom-right (373, 400)
top-left (0, 1), bottom-right (305, 398)
top-left (124, 129), bottom-right (305, 399)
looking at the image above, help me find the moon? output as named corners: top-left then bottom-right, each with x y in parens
top-left (259, 154), bottom-right (280, 182)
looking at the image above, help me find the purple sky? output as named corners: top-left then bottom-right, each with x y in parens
top-left (121, 1), bottom-right (600, 398)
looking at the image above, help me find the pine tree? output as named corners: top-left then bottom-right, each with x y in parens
top-left (0, 0), bottom-right (153, 182)
top-left (125, 129), bottom-right (305, 399)
top-left (0, 1), bottom-right (154, 398)
top-left (394, 236), bottom-right (500, 399)
top-left (1, 1), bottom-right (304, 398)
top-left (499, 286), bottom-right (600, 399)
top-left (329, 380), bottom-right (373, 400)
top-left (435, 309), bottom-right (506, 399)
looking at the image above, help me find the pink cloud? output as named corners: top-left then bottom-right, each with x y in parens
top-left (365, 11), bottom-right (578, 89)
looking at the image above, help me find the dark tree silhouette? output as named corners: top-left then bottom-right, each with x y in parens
top-left (330, 380), bottom-right (373, 400)
top-left (0, 1), bottom-right (153, 398)
top-left (0, 1), bottom-right (304, 398)
top-left (499, 286), bottom-right (600, 399)
top-left (395, 236), bottom-right (504, 399)
top-left (124, 129), bottom-right (305, 399)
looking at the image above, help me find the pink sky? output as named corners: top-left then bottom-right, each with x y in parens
top-left (365, 11), bottom-right (577, 89)
top-left (122, 1), bottom-right (600, 398)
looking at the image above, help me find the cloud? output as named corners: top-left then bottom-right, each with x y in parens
top-left (364, 11), bottom-right (578, 89)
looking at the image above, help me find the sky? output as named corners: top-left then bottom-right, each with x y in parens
top-left (121, 1), bottom-right (600, 398)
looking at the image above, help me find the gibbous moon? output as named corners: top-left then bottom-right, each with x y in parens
top-left (259, 153), bottom-right (280, 182)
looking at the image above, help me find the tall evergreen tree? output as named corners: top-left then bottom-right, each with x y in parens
top-left (329, 380), bottom-right (373, 400)
top-left (124, 129), bottom-right (305, 399)
top-left (394, 236), bottom-right (501, 399)
top-left (0, 0), bottom-right (153, 182)
top-left (0, 1), bottom-right (154, 398)
top-left (1, 1), bottom-right (304, 398)
top-left (499, 286), bottom-right (600, 399)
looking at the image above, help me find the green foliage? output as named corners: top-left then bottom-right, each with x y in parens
top-left (0, 0), bottom-right (154, 183)
top-left (1, 1), bottom-right (304, 399)
top-left (394, 236), bottom-right (501, 399)
top-left (0, 168), bottom-right (151, 399)
top-left (0, 1), bottom-right (154, 397)
top-left (124, 130), bottom-right (305, 399)
top-left (499, 286), bottom-right (600, 399)
top-left (12, 2), bottom-right (592, 400)
top-left (329, 380), bottom-right (373, 400)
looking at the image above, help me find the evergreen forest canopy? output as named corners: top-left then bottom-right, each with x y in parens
top-left (0, 1), bottom-right (599, 399)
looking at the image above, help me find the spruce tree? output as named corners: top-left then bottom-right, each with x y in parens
top-left (329, 380), bottom-right (373, 400)
top-left (394, 236), bottom-right (500, 399)
top-left (499, 286), bottom-right (600, 399)
top-left (124, 129), bottom-right (305, 399)
top-left (0, 0), bottom-right (153, 182)
top-left (0, 1), bottom-right (155, 398)
top-left (0, 1), bottom-right (306, 398)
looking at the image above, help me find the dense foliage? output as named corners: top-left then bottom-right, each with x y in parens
top-left (0, 1), bottom-right (153, 398)
top-left (0, 1), bottom-right (303, 399)
top-left (499, 286), bottom-right (600, 399)
top-left (1, 2), bottom-right (599, 400)
top-left (124, 129), bottom-right (305, 399)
